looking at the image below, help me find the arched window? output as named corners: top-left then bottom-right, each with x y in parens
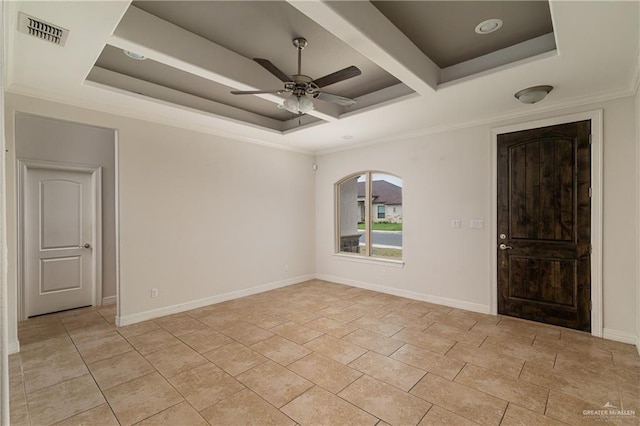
top-left (336, 172), bottom-right (402, 260)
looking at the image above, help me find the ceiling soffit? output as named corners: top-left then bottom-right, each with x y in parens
top-left (85, 1), bottom-right (560, 134)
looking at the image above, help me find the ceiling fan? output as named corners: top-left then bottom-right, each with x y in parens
top-left (231, 37), bottom-right (361, 114)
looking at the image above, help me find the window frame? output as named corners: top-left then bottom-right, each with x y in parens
top-left (335, 171), bottom-right (403, 265)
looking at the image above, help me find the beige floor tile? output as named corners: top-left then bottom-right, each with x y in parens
top-left (418, 405), bottom-right (478, 425)
top-left (305, 317), bottom-right (358, 338)
top-left (221, 321), bottom-right (275, 346)
top-left (9, 389), bottom-right (30, 426)
top-left (20, 335), bottom-right (77, 369)
top-left (237, 360), bottom-right (313, 407)
top-left (471, 323), bottom-right (536, 345)
top-left (250, 335), bottom-right (311, 366)
top-left (380, 311), bottom-right (434, 330)
top-left (349, 351), bottom-right (426, 391)
top-left (27, 374), bottom-right (106, 426)
top-left (23, 350), bottom-right (88, 394)
top-left (103, 372), bottom-right (183, 426)
top-left (87, 350), bottom-right (154, 390)
top-left (391, 344), bottom-right (465, 380)
top-left (411, 374), bottom-right (508, 426)
top-left (143, 343), bottom-right (208, 378)
top-left (339, 375), bottom-right (431, 425)
top-left (545, 390), bottom-right (615, 425)
top-left (271, 321), bottom-right (324, 345)
top-left (282, 385), bottom-right (378, 425)
top-left (201, 388), bottom-right (296, 426)
top-left (155, 315), bottom-right (210, 337)
top-left (454, 364), bottom-right (548, 413)
top-left (424, 311), bottom-right (478, 331)
top-left (136, 401), bottom-right (208, 425)
top-left (304, 334), bottom-right (367, 364)
top-left (125, 328), bottom-right (181, 355)
top-left (446, 342), bottom-right (524, 378)
top-left (68, 324), bottom-right (118, 347)
top-left (349, 316), bottom-right (403, 337)
top-left (480, 335), bottom-right (556, 368)
top-left (204, 342), bottom-right (268, 376)
top-left (116, 320), bottom-right (160, 338)
top-left (53, 403), bottom-right (119, 426)
top-left (76, 333), bottom-right (133, 364)
top-left (288, 353), bottom-right (362, 394)
top-left (178, 327), bottom-right (234, 353)
top-left (280, 309), bottom-right (320, 324)
top-left (168, 362), bottom-right (244, 411)
top-left (342, 329), bottom-right (404, 356)
top-left (497, 317), bottom-right (562, 341)
top-left (316, 306), bottom-right (365, 323)
top-left (60, 312), bottom-right (109, 331)
top-left (424, 322), bottom-right (487, 347)
top-left (244, 312), bottom-right (289, 329)
top-left (500, 403), bottom-right (566, 426)
top-left (199, 312), bottom-right (244, 330)
top-left (519, 362), bottom-right (621, 407)
top-left (391, 328), bottom-right (456, 354)
top-left (18, 322), bottom-right (68, 346)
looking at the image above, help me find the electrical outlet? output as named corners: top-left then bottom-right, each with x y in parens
top-left (451, 219), bottom-right (462, 229)
top-left (151, 288), bottom-right (158, 298)
top-left (284, 264), bottom-right (289, 272)
top-left (381, 268), bottom-right (386, 276)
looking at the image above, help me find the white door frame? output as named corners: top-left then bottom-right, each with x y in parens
top-left (17, 159), bottom-right (102, 320)
top-left (489, 109), bottom-right (604, 337)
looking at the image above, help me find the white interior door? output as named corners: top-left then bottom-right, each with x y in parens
top-left (24, 166), bottom-right (96, 317)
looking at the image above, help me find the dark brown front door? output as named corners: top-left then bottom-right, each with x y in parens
top-left (497, 120), bottom-right (591, 331)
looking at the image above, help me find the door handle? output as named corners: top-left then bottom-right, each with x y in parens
top-left (84, 243), bottom-right (92, 249)
top-left (499, 243), bottom-right (513, 250)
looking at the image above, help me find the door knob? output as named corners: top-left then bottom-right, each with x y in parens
top-left (499, 243), bottom-right (513, 250)
top-left (84, 243), bottom-right (91, 249)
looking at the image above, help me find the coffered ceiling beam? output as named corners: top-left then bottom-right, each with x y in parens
top-left (109, 6), bottom-right (341, 122)
top-left (288, 0), bottom-right (439, 96)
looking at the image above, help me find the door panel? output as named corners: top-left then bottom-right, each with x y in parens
top-left (497, 121), bottom-right (591, 331)
top-left (25, 167), bottom-right (95, 317)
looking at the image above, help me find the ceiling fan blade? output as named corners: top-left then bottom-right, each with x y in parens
top-left (254, 58), bottom-right (291, 82)
top-left (312, 65), bottom-right (361, 88)
top-left (315, 92), bottom-right (357, 106)
top-left (231, 90), bottom-right (284, 95)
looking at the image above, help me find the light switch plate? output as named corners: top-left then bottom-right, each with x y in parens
top-left (470, 220), bottom-right (484, 229)
top-left (451, 220), bottom-right (461, 229)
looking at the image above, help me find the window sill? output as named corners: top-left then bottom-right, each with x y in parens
top-left (332, 253), bottom-right (405, 268)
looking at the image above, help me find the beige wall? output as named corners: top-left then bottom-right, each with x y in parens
top-left (316, 96), bottom-right (638, 339)
top-left (14, 113), bottom-right (117, 301)
top-left (4, 93), bottom-right (316, 347)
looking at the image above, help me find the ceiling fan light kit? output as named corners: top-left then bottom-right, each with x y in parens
top-left (514, 85), bottom-right (553, 104)
top-left (231, 37), bottom-right (361, 114)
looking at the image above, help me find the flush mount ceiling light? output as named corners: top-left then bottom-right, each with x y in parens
top-left (514, 85), bottom-right (554, 104)
top-left (123, 50), bottom-right (146, 60)
top-left (475, 18), bottom-right (503, 34)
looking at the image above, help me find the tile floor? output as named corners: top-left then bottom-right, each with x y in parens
top-left (9, 280), bottom-right (640, 425)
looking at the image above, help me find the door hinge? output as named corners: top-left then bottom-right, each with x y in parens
top-left (589, 244), bottom-right (593, 254)
top-left (588, 187), bottom-right (592, 198)
top-left (590, 300), bottom-right (592, 310)
top-left (589, 134), bottom-right (592, 145)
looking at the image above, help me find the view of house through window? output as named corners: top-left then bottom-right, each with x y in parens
top-left (336, 172), bottom-right (403, 260)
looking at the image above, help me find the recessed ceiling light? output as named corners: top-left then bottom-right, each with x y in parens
top-left (475, 18), bottom-right (503, 34)
top-left (342, 135), bottom-right (354, 140)
top-left (123, 50), bottom-right (146, 60)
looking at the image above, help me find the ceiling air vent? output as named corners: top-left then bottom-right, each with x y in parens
top-left (17, 12), bottom-right (68, 46)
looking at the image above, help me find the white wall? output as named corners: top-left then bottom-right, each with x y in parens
top-left (4, 93), bottom-right (316, 345)
top-left (316, 96), bottom-right (638, 339)
top-left (14, 113), bottom-right (117, 301)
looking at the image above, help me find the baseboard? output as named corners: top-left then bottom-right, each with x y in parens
top-left (101, 295), bottom-right (116, 306)
top-left (116, 274), bottom-right (315, 327)
top-left (315, 274), bottom-right (491, 315)
top-left (602, 328), bottom-right (638, 345)
top-left (8, 339), bottom-right (20, 355)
